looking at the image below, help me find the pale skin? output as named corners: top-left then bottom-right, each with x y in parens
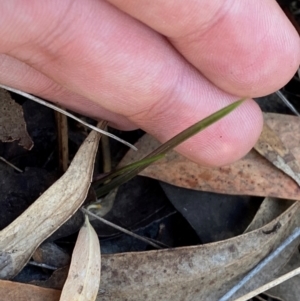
top-left (0, 0), bottom-right (299, 166)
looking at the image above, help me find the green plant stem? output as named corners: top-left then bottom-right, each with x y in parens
top-left (97, 99), bottom-right (245, 197)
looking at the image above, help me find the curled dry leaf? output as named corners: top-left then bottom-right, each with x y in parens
top-left (120, 113), bottom-right (300, 201)
top-left (245, 197), bottom-right (294, 233)
top-left (98, 202), bottom-right (300, 300)
top-left (266, 248), bottom-right (300, 301)
top-left (60, 215), bottom-right (101, 301)
top-left (12, 203), bottom-right (300, 301)
top-left (0, 88), bottom-right (33, 150)
top-left (254, 122), bottom-right (300, 186)
top-left (245, 199), bottom-right (300, 301)
top-left (0, 123), bottom-right (102, 279)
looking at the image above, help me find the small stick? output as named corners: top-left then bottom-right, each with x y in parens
top-left (0, 156), bottom-right (23, 172)
top-left (55, 110), bottom-right (69, 172)
top-left (233, 266), bottom-right (300, 301)
top-left (101, 125), bottom-right (112, 176)
top-left (81, 207), bottom-right (167, 249)
top-left (219, 227), bottom-right (300, 301)
top-left (0, 84), bottom-right (137, 151)
top-left (28, 261), bottom-right (57, 271)
top-left (276, 90), bottom-right (300, 117)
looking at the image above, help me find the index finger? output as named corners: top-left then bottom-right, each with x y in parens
top-left (107, 0), bottom-right (300, 97)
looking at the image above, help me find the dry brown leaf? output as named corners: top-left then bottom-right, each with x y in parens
top-left (96, 202), bottom-right (300, 301)
top-left (60, 215), bottom-right (101, 301)
top-left (254, 122), bottom-right (300, 186)
top-left (0, 88), bottom-right (33, 150)
top-left (30, 202), bottom-right (300, 300)
top-left (0, 123), bottom-right (103, 279)
top-left (247, 199), bottom-right (300, 301)
top-left (25, 204), bottom-right (300, 300)
top-left (120, 113), bottom-right (300, 201)
top-left (0, 280), bottom-right (60, 301)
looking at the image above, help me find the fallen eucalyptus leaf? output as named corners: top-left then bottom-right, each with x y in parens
top-left (60, 215), bottom-right (101, 301)
top-left (0, 88), bottom-right (33, 150)
top-left (266, 248), bottom-right (300, 301)
top-left (0, 279), bottom-right (60, 301)
top-left (25, 203), bottom-right (300, 300)
top-left (245, 198), bottom-right (300, 301)
top-left (254, 122), bottom-right (300, 186)
top-left (97, 202), bottom-right (300, 300)
top-left (226, 228), bottom-right (300, 301)
top-left (120, 113), bottom-right (300, 201)
top-left (245, 197), bottom-right (294, 233)
top-left (0, 123), bottom-right (103, 279)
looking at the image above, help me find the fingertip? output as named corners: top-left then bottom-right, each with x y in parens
top-left (174, 98), bottom-right (263, 166)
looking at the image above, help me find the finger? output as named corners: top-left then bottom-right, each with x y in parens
top-left (0, 0), bottom-right (262, 166)
top-left (107, 0), bottom-right (300, 97)
top-left (0, 54), bottom-right (137, 130)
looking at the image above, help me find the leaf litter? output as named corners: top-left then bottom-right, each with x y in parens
top-left (120, 113), bottom-right (300, 201)
top-left (98, 201), bottom-right (300, 301)
top-left (1, 98), bottom-right (300, 300)
top-left (0, 121), bottom-right (103, 279)
top-left (1, 200), bottom-right (299, 301)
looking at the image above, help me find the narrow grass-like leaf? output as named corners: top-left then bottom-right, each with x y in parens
top-left (0, 84), bottom-right (137, 150)
top-left (96, 99), bottom-right (245, 197)
top-left (94, 154), bottom-right (165, 187)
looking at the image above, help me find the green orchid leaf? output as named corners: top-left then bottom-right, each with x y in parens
top-left (94, 154), bottom-right (165, 186)
top-left (96, 98), bottom-right (245, 197)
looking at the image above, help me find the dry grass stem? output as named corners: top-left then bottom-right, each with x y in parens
top-left (55, 110), bottom-right (69, 172)
top-left (0, 84), bottom-right (137, 150)
top-left (0, 156), bottom-right (23, 172)
top-left (82, 208), bottom-right (165, 249)
top-left (233, 266), bottom-right (300, 301)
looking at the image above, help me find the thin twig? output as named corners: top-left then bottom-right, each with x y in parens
top-left (0, 156), bottom-right (23, 172)
top-left (28, 261), bottom-right (57, 270)
top-left (101, 125), bottom-right (112, 175)
top-left (233, 266), bottom-right (300, 301)
top-left (276, 90), bottom-right (300, 117)
top-left (219, 227), bottom-right (300, 301)
top-left (0, 84), bottom-right (137, 151)
top-left (81, 207), bottom-right (167, 249)
top-left (55, 110), bottom-right (69, 172)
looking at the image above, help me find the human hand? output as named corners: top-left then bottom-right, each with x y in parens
top-left (0, 1), bottom-right (298, 165)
